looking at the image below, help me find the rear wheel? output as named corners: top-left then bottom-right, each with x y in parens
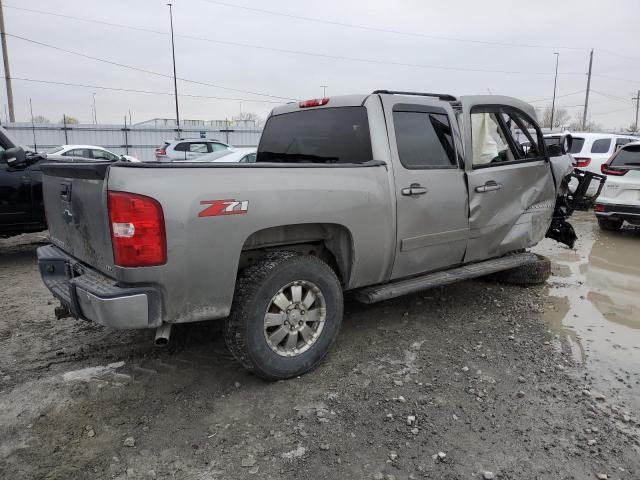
top-left (597, 217), bottom-right (623, 231)
top-left (224, 251), bottom-right (343, 380)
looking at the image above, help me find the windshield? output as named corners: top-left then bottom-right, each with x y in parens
top-left (46, 146), bottom-right (64, 154)
top-left (257, 106), bottom-right (372, 164)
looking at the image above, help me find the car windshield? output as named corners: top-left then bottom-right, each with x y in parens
top-left (46, 146), bottom-right (64, 154)
top-left (257, 106), bottom-right (372, 164)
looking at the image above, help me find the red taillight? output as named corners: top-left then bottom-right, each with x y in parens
top-left (594, 204), bottom-right (606, 212)
top-left (601, 163), bottom-right (627, 176)
top-left (600, 150), bottom-right (628, 176)
top-left (108, 191), bottom-right (166, 267)
top-left (155, 148), bottom-right (166, 156)
top-left (299, 97), bottom-right (329, 108)
top-left (574, 157), bottom-right (591, 168)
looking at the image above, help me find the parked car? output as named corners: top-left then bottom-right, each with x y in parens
top-left (544, 132), bottom-right (637, 194)
top-left (594, 142), bottom-right (640, 230)
top-left (194, 147), bottom-right (257, 163)
top-left (46, 145), bottom-right (139, 162)
top-left (154, 139), bottom-right (231, 161)
top-left (37, 91), bottom-right (597, 379)
top-left (0, 126), bottom-right (47, 237)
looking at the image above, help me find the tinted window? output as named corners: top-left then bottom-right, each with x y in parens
top-left (569, 137), bottom-right (585, 154)
top-left (174, 142), bottom-right (188, 152)
top-left (63, 148), bottom-right (90, 158)
top-left (257, 107), bottom-right (372, 164)
top-left (591, 138), bottom-right (611, 154)
top-left (393, 111), bottom-right (455, 168)
top-left (615, 138), bottom-right (631, 147)
top-left (610, 144), bottom-right (640, 166)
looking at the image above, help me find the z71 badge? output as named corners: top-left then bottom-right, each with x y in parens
top-left (198, 199), bottom-right (249, 217)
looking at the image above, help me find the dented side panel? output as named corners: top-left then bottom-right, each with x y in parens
top-left (464, 160), bottom-right (555, 262)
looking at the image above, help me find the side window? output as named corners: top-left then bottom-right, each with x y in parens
top-left (92, 149), bottom-right (118, 160)
top-left (241, 153), bottom-right (257, 163)
top-left (614, 138), bottom-right (630, 151)
top-left (591, 138), bottom-right (612, 154)
top-left (63, 148), bottom-right (90, 158)
top-left (393, 110), bottom-right (455, 169)
top-left (189, 143), bottom-right (208, 153)
top-left (173, 142), bottom-right (188, 152)
top-left (470, 108), bottom-right (542, 167)
top-left (210, 143), bottom-right (228, 152)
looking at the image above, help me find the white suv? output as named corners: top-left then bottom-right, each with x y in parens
top-left (595, 142), bottom-right (640, 230)
top-left (155, 139), bottom-right (231, 161)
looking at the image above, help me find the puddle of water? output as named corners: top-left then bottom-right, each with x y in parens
top-left (534, 212), bottom-right (640, 412)
top-left (62, 361), bottom-right (125, 382)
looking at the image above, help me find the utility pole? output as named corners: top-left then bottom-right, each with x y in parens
top-left (0, 0), bottom-right (15, 122)
top-left (550, 53), bottom-right (559, 132)
top-left (582, 49), bottom-right (594, 131)
top-left (633, 90), bottom-right (640, 132)
top-left (92, 92), bottom-right (97, 124)
top-left (320, 85), bottom-right (328, 97)
top-left (29, 98), bottom-right (37, 151)
top-left (167, 3), bottom-right (180, 138)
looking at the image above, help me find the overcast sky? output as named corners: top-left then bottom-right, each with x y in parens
top-left (2, 0), bottom-right (639, 129)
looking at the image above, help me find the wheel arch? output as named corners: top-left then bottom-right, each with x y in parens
top-left (240, 223), bottom-right (355, 287)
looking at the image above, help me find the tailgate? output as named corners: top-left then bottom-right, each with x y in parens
top-left (41, 162), bottom-right (115, 275)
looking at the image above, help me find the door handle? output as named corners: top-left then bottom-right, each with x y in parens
top-left (401, 183), bottom-right (427, 196)
top-left (475, 181), bottom-right (502, 193)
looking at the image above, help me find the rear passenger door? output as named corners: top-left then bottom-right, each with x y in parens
top-left (382, 96), bottom-right (469, 279)
top-left (460, 96), bottom-right (555, 262)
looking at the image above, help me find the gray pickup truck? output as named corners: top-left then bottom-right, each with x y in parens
top-left (37, 90), bottom-right (597, 380)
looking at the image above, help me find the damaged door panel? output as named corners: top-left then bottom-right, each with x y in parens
top-left (460, 96), bottom-right (556, 261)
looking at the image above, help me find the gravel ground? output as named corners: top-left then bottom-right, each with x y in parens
top-left (1, 230), bottom-right (639, 480)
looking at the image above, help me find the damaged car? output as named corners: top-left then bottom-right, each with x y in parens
top-left (36, 90), bottom-right (603, 379)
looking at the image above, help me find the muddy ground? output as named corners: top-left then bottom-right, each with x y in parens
top-left (1, 214), bottom-right (639, 480)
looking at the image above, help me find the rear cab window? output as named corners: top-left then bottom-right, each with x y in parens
top-left (569, 137), bottom-right (585, 154)
top-left (257, 107), bottom-right (372, 163)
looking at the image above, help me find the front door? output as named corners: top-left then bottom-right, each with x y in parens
top-left (0, 154), bottom-right (32, 226)
top-left (382, 96), bottom-right (469, 280)
top-left (460, 96), bottom-right (556, 262)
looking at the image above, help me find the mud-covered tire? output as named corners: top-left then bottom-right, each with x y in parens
top-left (597, 217), bottom-right (623, 231)
top-left (484, 255), bottom-right (551, 286)
top-left (224, 251), bottom-right (343, 380)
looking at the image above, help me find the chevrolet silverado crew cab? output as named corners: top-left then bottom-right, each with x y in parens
top-left (37, 90), bottom-right (597, 380)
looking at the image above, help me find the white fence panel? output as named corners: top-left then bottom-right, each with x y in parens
top-left (3, 122), bottom-right (263, 162)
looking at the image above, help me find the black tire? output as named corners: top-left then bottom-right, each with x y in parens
top-left (597, 217), bottom-right (623, 231)
top-left (224, 251), bottom-right (343, 380)
top-left (484, 254), bottom-right (551, 286)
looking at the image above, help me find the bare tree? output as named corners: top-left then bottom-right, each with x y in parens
top-left (233, 111), bottom-right (264, 127)
top-left (626, 123), bottom-right (638, 133)
top-left (537, 105), bottom-right (570, 129)
top-left (568, 113), bottom-right (601, 132)
top-left (59, 116), bottom-right (79, 124)
top-left (32, 115), bottom-right (50, 124)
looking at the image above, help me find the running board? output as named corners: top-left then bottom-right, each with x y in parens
top-left (355, 252), bottom-right (539, 304)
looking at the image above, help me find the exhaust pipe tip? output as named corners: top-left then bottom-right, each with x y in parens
top-left (155, 323), bottom-right (172, 347)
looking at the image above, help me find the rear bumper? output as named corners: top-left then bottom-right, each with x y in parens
top-left (37, 244), bottom-right (162, 329)
top-left (594, 203), bottom-right (640, 222)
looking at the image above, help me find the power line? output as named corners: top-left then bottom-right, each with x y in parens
top-left (3, 7), bottom-right (590, 77)
top-left (591, 89), bottom-right (634, 104)
top-left (199, 0), bottom-right (588, 51)
top-left (6, 33), bottom-right (296, 101)
top-left (0, 76), bottom-right (285, 103)
top-left (526, 90), bottom-right (584, 103)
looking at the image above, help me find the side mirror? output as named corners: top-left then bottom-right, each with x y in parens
top-left (2, 147), bottom-right (27, 167)
top-left (547, 134), bottom-right (572, 157)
